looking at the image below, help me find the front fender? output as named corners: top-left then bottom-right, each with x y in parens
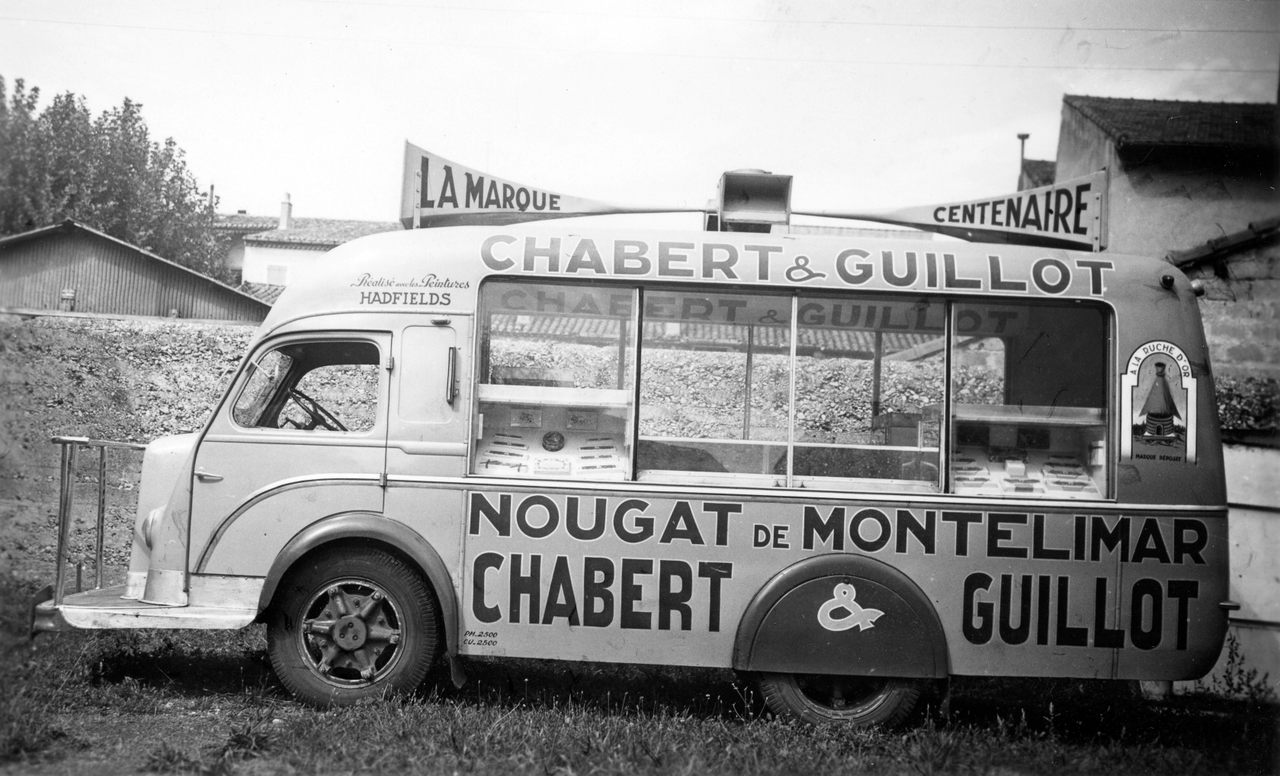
top-left (134, 433), bottom-right (200, 605)
top-left (258, 513), bottom-right (460, 663)
top-left (733, 554), bottom-right (949, 678)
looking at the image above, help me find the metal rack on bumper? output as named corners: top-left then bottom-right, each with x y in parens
top-left (30, 436), bottom-right (146, 636)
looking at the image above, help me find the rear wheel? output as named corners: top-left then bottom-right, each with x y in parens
top-left (267, 547), bottom-right (440, 706)
top-left (758, 673), bottom-right (922, 728)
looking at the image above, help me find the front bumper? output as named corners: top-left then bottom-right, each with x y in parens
top-left (29, 584), bottom-right (257, 634)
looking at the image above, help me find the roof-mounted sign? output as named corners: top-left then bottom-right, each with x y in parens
top-left (794, 170), bottom-right (1109, 251)
top-left (400, 142), bottom-right (695, 228)
top-left (401, 141), bottom-right (1109, 251)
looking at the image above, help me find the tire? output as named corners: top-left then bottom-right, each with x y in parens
top-left (758, 673), bottom-right (922, 728)
top-left (267, 547), bottom-right (441, 706)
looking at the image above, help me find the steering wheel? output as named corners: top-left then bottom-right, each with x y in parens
top-left (286, 387), bottom-right (348, 431)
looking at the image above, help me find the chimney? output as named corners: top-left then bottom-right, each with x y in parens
top-left (279, 193), bottom-right (293, 230)
top-left (1016, 133), bottom-right (1030, 190)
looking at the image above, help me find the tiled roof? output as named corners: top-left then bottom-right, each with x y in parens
top-left (236, 281), bottom-right (287, 305)
top-left (1064, 95), bottom-right (1277, 151)
top-left (491, 314), bottom-right (935, 358)
top-left (1169, 215), bottom-right (1280, 269)
top-left (215, 213), bottom-right (402, 248)
top-left (243, 219), bottom-right (402, 248)
top-left (214, 214), bottom-right (279, 233)
top-left (1020, 159), bottom-right (1056, 188)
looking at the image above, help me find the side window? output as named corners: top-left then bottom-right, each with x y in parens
top-left (792, 296), bottom-right (945, 491)
top-left (232, 340), bottom-right (381, 432)
top-left (948, 301), bottom-right (1109, 499)
top-left (472, 281), bottom-right (637, 479)
top-left (465, 283), bottom-right (1109, 498)
top-left (637, 290), bottom-right (792, 483)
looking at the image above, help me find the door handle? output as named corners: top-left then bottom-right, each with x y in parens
top-left (445, 346), bottom-right (458, 405)
top-left (195, 469), bottom-right (224, 483)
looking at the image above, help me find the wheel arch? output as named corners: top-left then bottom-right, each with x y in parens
top-left (733, 553), bottom-right (949, 678)
top-left (258, 512), bottom-right (460, 662)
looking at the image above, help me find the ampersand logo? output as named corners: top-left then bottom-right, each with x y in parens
top-left (817, 582), bottom-right (884, 633)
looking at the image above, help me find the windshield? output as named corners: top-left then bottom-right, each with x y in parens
top-left (232, 349), bottom-right (293, 427)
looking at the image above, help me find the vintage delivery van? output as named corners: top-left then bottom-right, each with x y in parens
top-left (33, 221), bottom-right (1233, 727)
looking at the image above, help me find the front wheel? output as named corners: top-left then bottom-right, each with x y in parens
top-left (757, 673), bottom-right (923, 728)
top-left (267, 547), bottom-right (440, 706)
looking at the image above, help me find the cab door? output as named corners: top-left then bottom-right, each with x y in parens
top-left (381, 318), bottom-right (472, 617)
top-left (190, 332), bottom-right (393, 577)
top-left (385, 317), bottom-right (472, 478)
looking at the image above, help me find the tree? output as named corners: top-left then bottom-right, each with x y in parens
top-left (0, 76), bottom-right (226, 279)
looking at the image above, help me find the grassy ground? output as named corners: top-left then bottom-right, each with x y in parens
top-left (2, 575), bottom-right (1276, 776)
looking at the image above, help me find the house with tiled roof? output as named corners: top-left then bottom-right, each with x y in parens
top-left (1017, 159), bottom-right (1056, 190)
top-left (1050, 93), bottom-right (1279, 695)
top-left (1056, 95), bottom-right (1276, 257)
top-left (1053, 94), bottom-right (1278, 385)
top-left (214, 195), bottom-right (401, 294)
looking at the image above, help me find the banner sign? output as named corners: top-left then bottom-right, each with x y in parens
top-left (796, 171), bottom-right (1109, 252)
top-left (460, 490), bottom-right (1219, 665)
top-left (402, 141), bottom-right (1109, 250)
top-left (401, 142), bottom-right (694, 228)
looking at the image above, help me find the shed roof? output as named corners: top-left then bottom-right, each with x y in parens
top-left (1064, 95), bottom-right (1277, 151)
top-left (0, 219), bottom-right (271, 310)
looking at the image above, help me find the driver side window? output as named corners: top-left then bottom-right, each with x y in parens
top-left (232, 340), bottom-right (381, 432)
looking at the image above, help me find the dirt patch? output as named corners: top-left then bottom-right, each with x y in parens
top-left (0, 313), bottom-right (261, 772)
top-left (0, 312), bottom-right (253, 581)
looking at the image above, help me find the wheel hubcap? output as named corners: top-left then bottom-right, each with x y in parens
top-left (299, 581), bottom-right (404, 687)
top-left (333, 616), bottom-right (368, 650)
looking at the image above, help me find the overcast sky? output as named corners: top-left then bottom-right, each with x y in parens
top-left (1, 1), bottom-right (1276, 227)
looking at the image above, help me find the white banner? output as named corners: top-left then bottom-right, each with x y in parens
top-left (796, 171), bottom-right (1109, 251)
top-left (401, 142), bottom-right (1109, 251)
top-left (401, 142), bottom-right (691, 228)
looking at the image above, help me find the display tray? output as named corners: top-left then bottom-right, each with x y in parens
top-left (949, 445), bottom-right (1101, 498)
top-left (947, 404), bottom-right (1104, 427)
top-left (474, 429), bottom-right (629, 479)
top-left (477, 383), bottom-right (632, 408)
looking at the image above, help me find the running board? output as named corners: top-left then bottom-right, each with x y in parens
top-left (32, 584), bottom-right (257, 633)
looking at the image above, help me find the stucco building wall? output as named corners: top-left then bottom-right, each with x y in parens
top-left (240, 242), bottom-right (330, 286)
top-left (1055, 104), bottom-right (1278, 259)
